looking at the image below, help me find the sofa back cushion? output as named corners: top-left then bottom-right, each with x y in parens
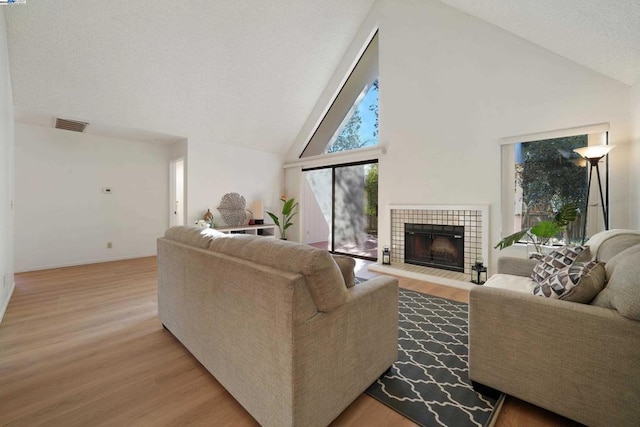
top-left (591, 245), bottom-right (640, 320)
top-left (207, 233), bottom-right (256, 253)
top-left (210, 236), bottom-right (347, 312)
top-left (595, 234), bottom-right (640, 263)
top-left (164, 226), bottom-right (226, 249)
top-left (603, 244), bottom-right (640, 281)
top-left (582, 230), bottom-right (640, 263)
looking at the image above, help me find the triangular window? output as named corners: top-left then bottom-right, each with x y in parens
top-left (301, 33), bottom-right (378, 157)
top-left (327, 79), bottom-right (378, 153)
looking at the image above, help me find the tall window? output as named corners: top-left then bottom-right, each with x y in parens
top-left (501, 126), bottom-right (609, 244)
top-left (514, 135), bottom-right (588, 245)
top-left (298, 32), bottom-right (380, 257)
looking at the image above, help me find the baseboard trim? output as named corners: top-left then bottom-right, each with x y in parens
top-left (0, 280), bottom-right (16, 324)
top-left (16, 254), bottom-right (157, 273)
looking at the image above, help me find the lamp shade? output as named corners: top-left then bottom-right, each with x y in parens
top-left (573, 145), bottom-right (615, 160)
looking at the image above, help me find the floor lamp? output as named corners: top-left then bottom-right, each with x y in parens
top-left (573, 145), bottom-right (615, 242)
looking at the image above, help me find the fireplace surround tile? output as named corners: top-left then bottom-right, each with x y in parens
top-left (389, 205), bottom-right (489, 275)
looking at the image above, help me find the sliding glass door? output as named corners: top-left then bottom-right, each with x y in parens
top-left (303, 160), bottom-right (378, 260)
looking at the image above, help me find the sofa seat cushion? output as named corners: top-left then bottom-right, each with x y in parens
top-left (210, 236), bottom-right (347, 312)
top-left (483, 274), bottom-right (536, 293)
top-left (531, 245), bottom-right (586, 284)
top-left (533, 261), bottom-right (605, 303)
top-left (592, 245), bottom-right (640, 320)
top-left (164, 226), bottom-right (227, 249)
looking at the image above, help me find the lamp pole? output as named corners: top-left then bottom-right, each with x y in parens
top-left (574, 145), bottom-right (614, 243)
top-left (592, 158), bottom-right (608, 230)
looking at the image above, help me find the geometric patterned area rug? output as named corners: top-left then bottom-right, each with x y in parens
top-left (365, 288), bottom-right (504, 427)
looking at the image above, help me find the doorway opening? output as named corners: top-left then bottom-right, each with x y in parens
top-left (169, 158), bottom-right (185, 227)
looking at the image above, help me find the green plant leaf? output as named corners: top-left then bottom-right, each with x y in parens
top-left (530, 221), bottom-right (561, 239)
top-left (553, 202), bottom-right (579, 227)
top-left (285, 211), bottom-right (298, 224)
top-left (282, 198), bottom-right (296, 215)
top-left (494, 229), bottom-right (529, 250)
top-left (496, 202), bottom-right (580, 251)
top-left (266, 211), bottom-right (280, 226)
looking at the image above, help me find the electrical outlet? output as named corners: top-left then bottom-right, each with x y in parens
top-left (107, 242), bottom-right (112, 249)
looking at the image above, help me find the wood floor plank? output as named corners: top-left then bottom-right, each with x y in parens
top-left (0, 256), bottom-right (578, 426)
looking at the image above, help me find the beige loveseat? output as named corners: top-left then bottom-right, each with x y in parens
top-left (157, 226), bottom-right (398, 427)
top-left (469, 230), bottom-right (640, 426)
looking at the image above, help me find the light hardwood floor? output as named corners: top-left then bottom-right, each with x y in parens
top-left (0, 257), bottom-right (580, 426)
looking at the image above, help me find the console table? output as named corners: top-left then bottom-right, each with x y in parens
top-left (214, 224), bottom-right (277, 238)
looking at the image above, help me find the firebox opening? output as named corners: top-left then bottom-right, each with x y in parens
top-left (404, 223), bottom-right (464, 272)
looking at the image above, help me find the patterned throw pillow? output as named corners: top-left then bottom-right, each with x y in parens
top-left (533, 261), bottom-right (606, 303)
top-left (531, 245), bottom-right (586, 284)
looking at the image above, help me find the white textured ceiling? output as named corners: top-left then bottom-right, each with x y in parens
top-left (437, 0), bottom-right (640, 86)
top-left (5, 0), bottom-right (376, 152)
top-left (6, 1), bottom-right (640, 152)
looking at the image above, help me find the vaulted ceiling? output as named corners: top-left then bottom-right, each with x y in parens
top-left (5, 0), bottom-right (377, 151)
top-left (438, 0), bottom-right (640, 86)
top-left (5, 0), bottom-right (640, 153)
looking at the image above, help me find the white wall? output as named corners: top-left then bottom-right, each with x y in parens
top-left (186, 137), bottom-right (284, 228)
top-left (14, 124), bottom-right (171, 272)
top-left (287, 0), bottom-right (634, 271)
top-left (0, 9), bottom-right (15, 322)
top-left (377, 0), bottom-right (634, 272)
top-left (169, 139), bottom-right (187, 161)
top-left (631, 80), bottom-right (640, 228)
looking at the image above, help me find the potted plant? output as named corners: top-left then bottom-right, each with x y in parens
top-left (494, 202), bottom-right (579, 255)
top-left (266, 195), bottom-right (298, 240)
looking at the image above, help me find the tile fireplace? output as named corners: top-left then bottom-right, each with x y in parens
top-left (390, 205), bottom-right (489, 276)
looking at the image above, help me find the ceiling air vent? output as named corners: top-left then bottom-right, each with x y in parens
top-left (55, 118), bottom-right (89, 133)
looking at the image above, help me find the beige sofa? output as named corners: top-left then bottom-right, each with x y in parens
top-left (157, 226), bottom-right (398, 427)
top-left (469, 230), bottom-right (640, 426)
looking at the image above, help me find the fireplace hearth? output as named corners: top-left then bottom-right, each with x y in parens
top-left (404, 223), bottom-right (464, 272)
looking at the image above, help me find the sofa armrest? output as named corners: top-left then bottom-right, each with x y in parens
top-left (497, 256), bottom-right (537, 276)
top-left (347, 275), bottom-right (398, 303)
top-left (293, 275), bottom-right (398, 426)
top-left (343, 276), bottom-right (399, 365)
top-left (469, 286), bottom-right (640, 426)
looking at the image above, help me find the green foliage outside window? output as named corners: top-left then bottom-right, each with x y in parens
top-left (327, 79), bottom-right (378, 154)
top-left (517, 135), bottom-right (588, 245)
top-left (365, 164), bottom-right (378, 217)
